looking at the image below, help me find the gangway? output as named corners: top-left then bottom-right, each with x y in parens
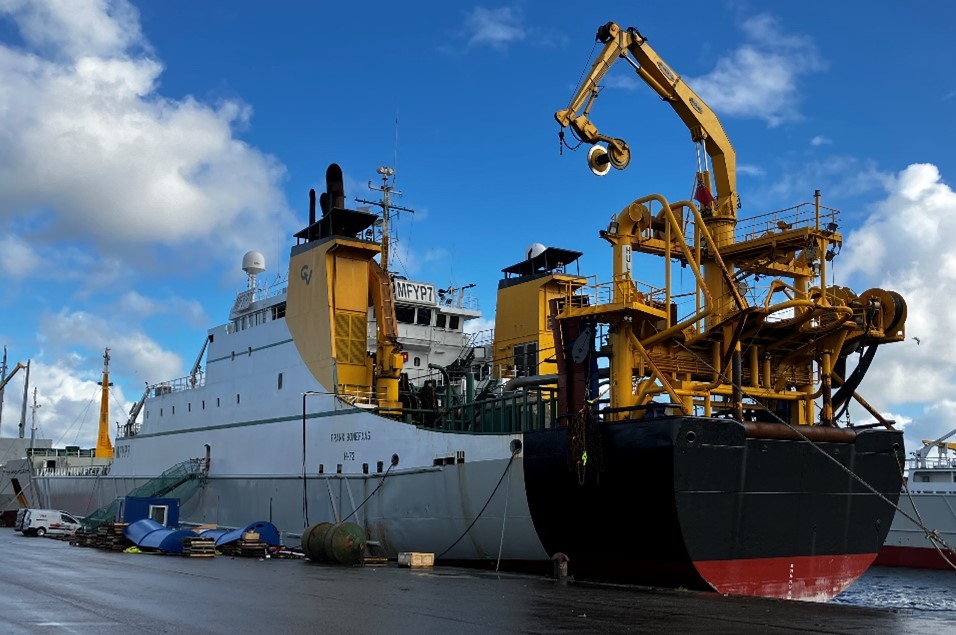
top-left (80, 459), bottom-right (206, 531)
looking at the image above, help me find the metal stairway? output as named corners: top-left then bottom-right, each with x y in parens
top-left (80, 459), bottom-right (205, 531)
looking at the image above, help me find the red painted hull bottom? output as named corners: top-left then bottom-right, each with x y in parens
top-left (875, 545), bottom-right (956, 570)
top-left (695, 553), bottom-right (878, 601)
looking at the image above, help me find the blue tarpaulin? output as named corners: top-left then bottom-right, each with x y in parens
top-left (206, 521), bottom-right (280, 547)
top-left (124, 518), bottom-right (197, 554)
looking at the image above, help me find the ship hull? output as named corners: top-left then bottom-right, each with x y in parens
top-left (28, 414), bottom-right (902, 601)
top-left (875, 491), bottom-right (956, 569)
top-left (523, 417), bottom-right (903, 601)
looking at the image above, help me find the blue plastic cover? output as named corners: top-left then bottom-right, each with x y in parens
top-left (124, 518), bottom-right (165, 544)
top-left (198, 528), bottom-right (229, 543)
top-left (124, 518), bottom-right (197, 553)
top-left (214, 521), bottom-right (280, 547)
top-left (138, 528), bottom-right (198, 553)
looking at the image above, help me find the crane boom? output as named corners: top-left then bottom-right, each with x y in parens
top-left (0, 362), bottom-right (26, 393)
top-left (555, 21), bottom-right (738, 220)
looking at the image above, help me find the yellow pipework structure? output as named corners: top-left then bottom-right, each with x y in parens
top-left (553, 20), bottom-right (909, 427)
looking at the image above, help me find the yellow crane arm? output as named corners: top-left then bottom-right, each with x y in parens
top-left (555, 21), bottom-right (738, 220)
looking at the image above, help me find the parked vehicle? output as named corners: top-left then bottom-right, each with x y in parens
top-left (18, 509), bottom-right (81, 537)
top-left (14, 508), bottom-right (28, 532)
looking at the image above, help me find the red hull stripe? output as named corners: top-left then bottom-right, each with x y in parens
top-left (874, 545), bottom-right (956, 570)
top-left (694, 553), bottom-right (877, 601)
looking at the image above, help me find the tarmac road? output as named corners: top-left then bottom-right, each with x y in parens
top-left (0, 528), bottom-right (945, 634)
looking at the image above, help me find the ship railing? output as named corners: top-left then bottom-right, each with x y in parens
top-left (151, 371), bottom-right (206, 397)
top-left (467, 328), bottom-right (495, 348)
top-left (400, 386), bottom-right (557, 433)
top-left (563, 274), bottom-right (666, 309)
top-left (909, 454), bottom-right (956, 470)
top-left (28, 447), bottom-right (96, 458)
top-left (338, 384), bottom-right (384, 407)
top-left (734, 202), bottom-right (841, 244)
top-left (35, 464), bottom-right (111, 477)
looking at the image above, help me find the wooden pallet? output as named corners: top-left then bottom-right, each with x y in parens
top-left (182, 536), bottom-right (216, 558)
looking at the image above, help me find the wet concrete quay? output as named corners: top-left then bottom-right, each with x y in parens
top-left (0, 528), bottom-right (946, 634)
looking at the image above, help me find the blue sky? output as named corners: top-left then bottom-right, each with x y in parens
top-left (0, 1), bottom-right (955, 457)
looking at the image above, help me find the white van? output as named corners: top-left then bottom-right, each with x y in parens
top-left (19, 509), bottom-right (82, 537)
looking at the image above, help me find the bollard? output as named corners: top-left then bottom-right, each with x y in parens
top-left (551, 552), bottom-right (569, 579)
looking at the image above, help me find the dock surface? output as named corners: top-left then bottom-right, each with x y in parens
top-left (0, 528), bottom-right (945, 634)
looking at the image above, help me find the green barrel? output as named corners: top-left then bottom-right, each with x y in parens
top-left (302, 521), bottom-right (334, 562)
top-left (323, 522), bottom-right (367, 566)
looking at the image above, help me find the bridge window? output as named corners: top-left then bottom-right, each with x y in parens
top-left (277, 373), bottom-right (284, 390)
top-left (449, 316), bottom-right (460, 330)
top-left (513, 342), bottom-right (538, 377)
top-left (436, 313), bottom-right (447, 328)
top-left (416, 308), bottom-right (432, 326)
top-left (396, 306), bottom-right (415, 324)
top-left (272, 302), bottom-right (286, 320)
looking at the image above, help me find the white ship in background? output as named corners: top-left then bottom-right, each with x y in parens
top-left (876, 430), bottom-right (956, 569)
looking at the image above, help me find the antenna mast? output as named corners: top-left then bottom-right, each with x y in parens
top-left (29, 386), bottom-right (40, 452)
top-left (0, 346), bottom-right (6, 435)
top-left (355, 166), bottom-right (415, 274)
top-left (96, 348), bottom-right (115, 459)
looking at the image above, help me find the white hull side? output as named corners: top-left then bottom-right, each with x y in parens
top-left (883, 492), bottom-right (956, 550)
top-left (33, 456), bottom-right (550, 561)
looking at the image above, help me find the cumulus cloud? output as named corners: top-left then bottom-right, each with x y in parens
top-left (40, 309), bottom-right (183, 385)
top-left (0, 357), bottom-right (131, 448)
top-left (838, 164), bottom-right (956, 448)
top-left (687, 14), bottom-right (824, 126)
top-left (0, 0), bottom-right (293, 266)
top-left (464, 6), bottom-right (526, 50)
top-left (0, 233), bottom-right (40, 277)
top-left (810, 135), bottom-right (832, 146)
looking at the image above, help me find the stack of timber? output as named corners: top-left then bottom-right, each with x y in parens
top-left (363, 540), bottom-right (387, 567)
top-left (182, 536), bottom-right (216, 558)
top-left (70, 522), bottom-right (130, 551)
top-left (234, 531), bottom-right (267, 558)
top-left (105, 522), bottom-right (130, 551)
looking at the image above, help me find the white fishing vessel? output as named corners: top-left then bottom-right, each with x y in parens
top-left (4, 20), bottom-right (916, 601)
top-left (876, 431), bottom-right (956, 569)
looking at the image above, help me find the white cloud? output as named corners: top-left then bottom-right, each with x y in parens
top-left (0, 358), bottom-right (131, 448)
top-left (40, 309), bottom-right (183, 384)
top-left (464, 6), bottom-right (526, 50)
top-left (737, 164), bottom-right (766, 177)
top-left (840, 164), bottom-right (956, 415)
top-left (687, 14), bottom-right (823, 126)
top-left (0, 0), bottom-right (293, 267)
top-left (0, 233), bottom-right (40, 277)
top-left (810, 135), bottom-right (832, 146)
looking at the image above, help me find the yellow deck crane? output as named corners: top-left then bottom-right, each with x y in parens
top-left (553, 22), bottom-right (907, 427)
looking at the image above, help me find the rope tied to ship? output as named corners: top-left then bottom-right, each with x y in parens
top-left (895, 453), bottom-right (956, 571)
top-left (338, 460), bottom-right (396, 525)
top-left (436, 445), bottom-right (520, 561)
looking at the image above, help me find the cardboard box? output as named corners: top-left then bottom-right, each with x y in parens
top-left (398, 551), bottom-right (434, 568)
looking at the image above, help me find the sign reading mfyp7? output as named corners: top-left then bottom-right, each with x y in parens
top-left (393, 280), bottom-right (436, 306)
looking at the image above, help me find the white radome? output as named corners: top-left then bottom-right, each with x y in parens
top-left (242, 250), bottom-right (266, 275)
top-left (526, 243), bottom-right (546, 261)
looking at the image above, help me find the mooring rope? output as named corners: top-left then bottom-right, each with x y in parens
top-left (338, 461), bottom-right (395, 525)
top-left (436, 447), bottom-right (519, 560)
